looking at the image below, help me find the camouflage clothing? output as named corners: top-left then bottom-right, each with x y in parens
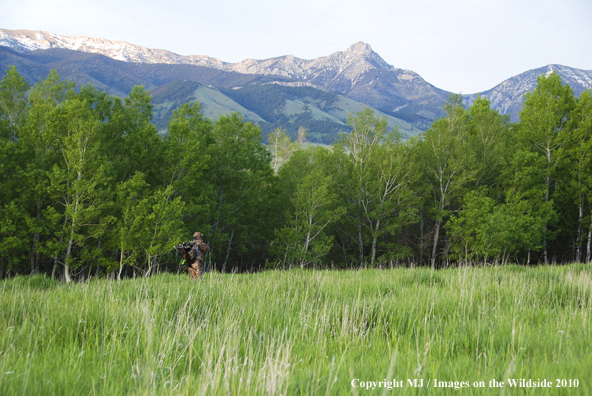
top-left (177, 232), bottom-right (209, 280)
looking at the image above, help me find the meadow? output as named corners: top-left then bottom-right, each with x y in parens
top-left (1, 264), bottom-right (591, 395)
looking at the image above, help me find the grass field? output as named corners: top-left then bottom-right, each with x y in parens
top-left (1, 265), bottom-right (591, 395)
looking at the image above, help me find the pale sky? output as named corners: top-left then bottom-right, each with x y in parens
top-left (2, 0), bottom-right (591, 94)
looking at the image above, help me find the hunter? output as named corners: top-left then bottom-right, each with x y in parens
top-left (177, 232), bottom-right (210, 279)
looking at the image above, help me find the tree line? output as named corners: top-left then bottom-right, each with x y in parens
top-left (0, 66), bottom-right (590, 280)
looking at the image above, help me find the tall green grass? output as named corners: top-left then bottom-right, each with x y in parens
top-left (1, 265), bottom-right (590, 395)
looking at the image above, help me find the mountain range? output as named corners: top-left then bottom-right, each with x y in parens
top-left (1, 28), bottom-right (592, 142)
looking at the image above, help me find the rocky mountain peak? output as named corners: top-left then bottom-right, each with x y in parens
top-left (345, 41), bottom-right (373, 55)
top-left (337, 41), bottom-right (393, 72)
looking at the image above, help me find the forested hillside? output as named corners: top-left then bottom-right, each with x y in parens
top-left (0, 47), bottom-right (421, 143)
top-left (222, 84), bottom-right (355, 142)
top-left (150, 80), bottom-right (266, 132)
top-left (1, 66), bottom-right (591, 280)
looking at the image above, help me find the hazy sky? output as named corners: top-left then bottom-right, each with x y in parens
top-left (2, 0), bottom-right (591, 94)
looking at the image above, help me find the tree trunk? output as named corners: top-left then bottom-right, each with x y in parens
top-left (64, 218), bottom-right (75, 284)
top-left (587, 215), bottom-right (592, 263)
top-left (118, 249), bottom-right (125, 280)
top-left (64, 169), bottom-right (83, 283)
top-left (144, 255), bottom-right (152, 278)
top-left (370, 219), bottom-right (381, 267)
top-left (222, 228), bottom-right (234, 273)
top-left (419, 209), bottom-right (424, 266)
top-left (431, 193), bottom-right (446, 270)
top-left (357, 218), bottom-right (364, 268)
top-left (64, 199), bottom-right (79, 284)
top-left (303, 231), bottom-right (311, 268)
top-left (51, 254), bottom-right (58, 279)
top-left (576, 201), bottom-right (583, 263)
top-left (431, 219), bottom-right (441, 270)
top-left (31, 230), bottom-right (40, 274)
top-left (339, 243), bottom-right (348, 268)
top-left (444, 233), bottom-right (450, 267)
top-left (543, 155), bottom-right (551, 264)
top-left (207, 245), bottom-right (213, 273)
top-left (543, 231), bottom-right (548, 265)
top-left (30, 200), bottom-right (43, 274)
top-left (30, 245), bottom-right (37, 274)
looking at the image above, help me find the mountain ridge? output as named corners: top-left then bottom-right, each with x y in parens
top-left (466, 64), bottom-right (592, 121)
top-left (2, 28), bottom-right (592, 131)
top-left (0, 29), bottom-right (445, 130)
top-left (0, 45), bottom-right (421, 143)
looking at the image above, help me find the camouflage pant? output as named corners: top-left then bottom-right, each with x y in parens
top-left (188, 260), bottom-right (204, 280)
top-left (180, 249), bottom-right (204, 280)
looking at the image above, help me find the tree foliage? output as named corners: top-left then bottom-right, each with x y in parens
top-left (1, 66), bottom-right (591, 280)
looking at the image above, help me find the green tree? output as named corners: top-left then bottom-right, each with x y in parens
top-left (161, 102), bottom-right (212, 232)
top-left (0, 203), bottom-right (32, 277)
top-left (466, 95), bottom-right (511, 190)
top-left (364, 137), bottom-right (418, 265)
top-left (517, 71), bottom-right (575, 263)
top-left (332, 108), bottom-right (418, 267)
top-left (0, 66), bottom-right (30, 274)
top-left (109, 172), bottom-right (185, 277)
top-left (119, 86), bottom-right (164, 182)
top-left (0, 69), bottom-right (77, 275)
top-left (275, 147), bottom-right (343, 267)
top-left (443, 96), bottom-right (517, 264)
top-left (110, 173), bottom-right (147, 279)
top-left (417, 95), bottom-right (474, 268)
top-left (447, 183), bottom-right (552, 265)
top-left (47, 97), bottom-right (111, 282)
top-left (556, 90), bottom-right (592, 262)
top-left (21, 74), bottom-right (77, 274)
top-left (0, 65), bottom-right (29, 142)
top-left (205, 112), bottom-right (276, 272)
top-left (134, 186), bottom-right (186, 276)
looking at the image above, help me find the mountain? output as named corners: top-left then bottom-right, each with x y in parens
top-left (0, 28), bottom-right (224, 67)
top-left (0, 29), bottom-right (447, 129)
top-left (0, 45), bottom-right (420, 142)
top-left (466, 64), bottom-right (592, 121)
top-left (2, 28), bottom-right (592, 133)
top-left (224, 42), bottom-right (450, 130)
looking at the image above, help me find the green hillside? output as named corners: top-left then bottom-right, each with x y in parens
top-left (151, 80), bottom-right (265, 130)
top-left (0, 47), bottom-right (423, 143)
top-left (327, 96), bottom-right (423, 136)
top-left (222, 84), bottom-right (422, 142)
top-left (150, 81), bottom-right (424, 143)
